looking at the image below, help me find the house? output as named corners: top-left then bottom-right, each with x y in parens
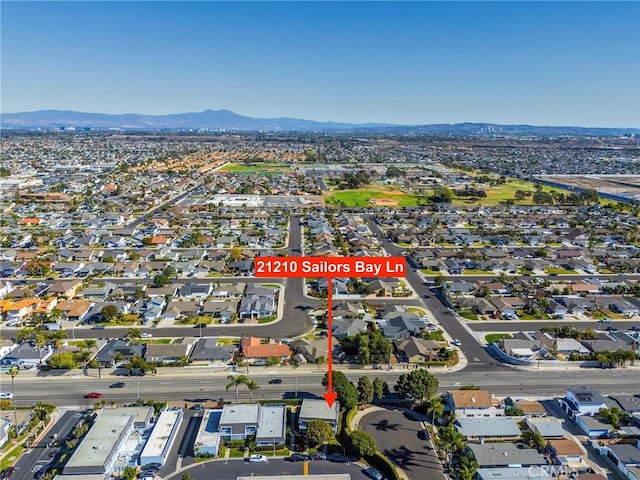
top-left (48, 280), bottom-right (82, 299)
top-left (575, 414), bottom-right (613, 438)
top-left (240, 336), bottom-right (290, 365)
top-left (515, 400), bottom-right (547, 417)
top-left (1, 342), bottom-right (53, 368)
top-left (255, 404), bottom-right (287, 447)
top-left (178, 283), bottom-right (213, 300)
top-left (562, 387), bottom-right (610, 417)
top-left (202, 300), bottom-right (239, 323)
top-left (525, 417), bottom-right (565, 439)
top-left (239, 294), bottom-right (275, 319)
top-left (218, 404), bottom-right (260, 441)
top-left (211, 283), bottom-right (246, 298)
top-left (145, 338), bottom-right (195, 364)
top-left (547, 439), bottom-right (586, 469)
top-left (56, 300), bottom-right (94, 323)
top-left (163, 301), bottom-right (201, 321)
top-left (289, 338), bottom-right (333, 364)
top-left (468, 443), bottom-right (547, 468)
top-left (189, 337), bottom-right (235, 366)
top-left (96, 339), bottom-right (145, 367)
top-left (297, 399), bottom-right (340, 433)
top-left (331, 317), bottom-right (368, 339)
top-left (446, 390), bottom-right (502, 417)
top-left (394, 337), bottom-right (442, 363)
top-left (455, 417), bottom-right (521, 443)
top-left (499, 338), bottom-right (545, 360)
top-left (604, 443), bottom-right (640, 479)
top-left (377, 312), bottom-right (426, 340)
top-left (476, 468), bottom-right (552, 480)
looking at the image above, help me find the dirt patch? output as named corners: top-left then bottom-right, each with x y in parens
top-left (370, 198), bottom-right (399, 206)
top-left (381, 190), bottom-right (406, 195)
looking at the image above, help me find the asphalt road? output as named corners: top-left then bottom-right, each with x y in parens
top-left (11, 367), bottom-right (640, 408)
top-left (12, 410), bottom-right (86, 480)
top-left (164, 457), bottom-right (373, 480)
top-left (467, 320), bottom-right (640, 333)
top-left (360, 408), bottom-right (445, 480)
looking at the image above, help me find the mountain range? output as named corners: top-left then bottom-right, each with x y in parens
top-left (1, 109), bottom-right (638, 136)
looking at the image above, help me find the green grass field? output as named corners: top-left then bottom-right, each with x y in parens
top-left (325, 186), bottom-right (420, 207)
top-left (485, 333), bottom-right (512, 344)
top-left (218, 162), bottom-right (291, 174)
top-left (450, 180), bottom-right (571, 207)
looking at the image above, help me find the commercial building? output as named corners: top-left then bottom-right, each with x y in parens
top-left (139, 408), bottom-right (183, 466)
top-left (64, 414), bottom-right (134, 475)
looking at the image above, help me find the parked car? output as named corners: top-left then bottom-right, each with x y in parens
top-left (327, 454), bottom-right (353, 463)
top-left (419, 429), bottom-right (430, 440)
top-left (599, 318), bottom-right (613, 323)
top-left (141, 333), bottom-right (152, 338)
top-left (289, 454), bottom-right (309, 462)
top-left (268, 378), bottom-right (282, 384)
top-left (109, 382), bottom-right (125, 388)
top-left (92, 325), bottom-right (106, 330)
top-left (363, 468), bottom-right (384, 480)
top-left (140, 464), bottom-right (161, 472)
top-left (1, 467), bottom-right (15, 480)
top-left (452, 339), bottom-right (462, 346)
top-left (605, 326), bottom-right (619, 332)
top-left (247, 454), bottom-right (268, 463)
top-left (84, 392), bottom-right (102, 399)
top-left (309, 452), bottom-right (326, 461)
top-left (0, 392), bottom-right (14, 399)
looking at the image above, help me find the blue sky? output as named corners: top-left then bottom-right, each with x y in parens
top-left (2, 1), bottom-right (639, 127)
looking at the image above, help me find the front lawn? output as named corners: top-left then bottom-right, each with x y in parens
top-left (458, 310), bottom-right (478, 320)
top-left (485, 333), bottom-right (512, 344)
top-left (545, 267), bottom-right (577, 275)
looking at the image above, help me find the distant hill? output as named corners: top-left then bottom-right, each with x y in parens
top-left (1, 109), bottom-right (638, 136)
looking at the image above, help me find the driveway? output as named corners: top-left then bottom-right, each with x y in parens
top-left (359, 407), bottom-right (445, 480)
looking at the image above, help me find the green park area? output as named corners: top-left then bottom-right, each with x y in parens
top-left (218, 162), bottom-right (292, 174)
top-left (325, 184), bottom-right (420, 207)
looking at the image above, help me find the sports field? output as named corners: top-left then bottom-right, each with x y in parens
top-left (325, 185), bottom-right (420, 207)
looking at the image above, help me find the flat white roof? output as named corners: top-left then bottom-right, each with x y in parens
top-left (65, 414), bottom-right (133, 472)
top-left (140, 409), bottom-right (182, 458)
top-left (299, 399), bottom-right (340, 422)
top-left (256, 404), bottom-right (286, 441)
top-left (220, 404), bottom-right (260, 425)
top-left (101, 406), bottom-right (154, 426)
top-left (238, 476), bottom-right (350, 480)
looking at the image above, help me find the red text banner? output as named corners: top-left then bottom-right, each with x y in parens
top-left (254, 256), bottom-right (406, 278)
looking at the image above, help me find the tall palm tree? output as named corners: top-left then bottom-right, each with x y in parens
top-left (425, 396), bottom-right (444, 425)
top-left (225, 374), bottom-right (248, 403)
top-left (245, 379), bottom-right (260, 403)
top-left (6, 365), bottom-right (19, 431)
top-left (33, 333), bottom-right (47, 367)
top-left (84, 339), bottom-right (100, 378)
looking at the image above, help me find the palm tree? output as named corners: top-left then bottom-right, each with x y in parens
top-left (425, 396), bottom-right (444, 425)
top-left (33, 333), bottom-right (47, 367)
top-left (84, 339), bottom-right (100, 378)
top-left (6, 365), bottom-right (19, 431)
top-left (245, 379), bottom-right (260, 403)
top-left (226, 374), bottom-right (248, 403)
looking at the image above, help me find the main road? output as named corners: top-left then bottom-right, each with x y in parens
top-left (11, 367), bottom-right (640, 408)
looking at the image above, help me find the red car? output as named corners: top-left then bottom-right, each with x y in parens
top-left (84, 392), bottom-right (102, 399)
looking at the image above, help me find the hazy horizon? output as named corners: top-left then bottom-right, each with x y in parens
top-left (2, 2), bottom-right (639, 128)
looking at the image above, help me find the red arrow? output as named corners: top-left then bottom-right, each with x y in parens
top-left (323, 276), bottom-right (338, 408)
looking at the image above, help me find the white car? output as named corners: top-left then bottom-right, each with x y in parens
top-left (141, 333), bottom-right (153, 338)
top-left (0, 392), bottom-right (14, 399)
top-left (452, 339), bottom-right (462, 346)
top-left (248, 454), bottom-right (268, 463)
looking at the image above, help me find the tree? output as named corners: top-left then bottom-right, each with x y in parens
top-left (226, 374), bottom-right (248, 403)
top-left (83, 338), bottom-right (100, 378)
top-left (230, 246), bottom-right (243, 262)
top-left (322, 371), bottom-right (358, 409)
top-left (357, 377), bottom-right (374, 406)
top-left (47, 352), bottom-right (77, 369)
top-left (372, 378), bottom-right (388, 401)
top-left (101, 305), bottom-right (118, 322)
top-left (305, 419), bottom-right (334, 446)
top-left (6, 365), bottom-right (19, 430)
top-left (153, 274), bottom-right (170, 287)
top-left (245, 379), bottom-right (260, 403)
top-left (348, 430), bottom-right (377, 457)
top-left (122, 466), bottom-right (137, 480)
top-left (126, 328), bottom-right (141, 340)
top-left (425, 396), bottom-right (444, 425)
top-left (395, 369), bottom-right (439, 403)
top-left (181, 472), bottom-right (192, 480)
